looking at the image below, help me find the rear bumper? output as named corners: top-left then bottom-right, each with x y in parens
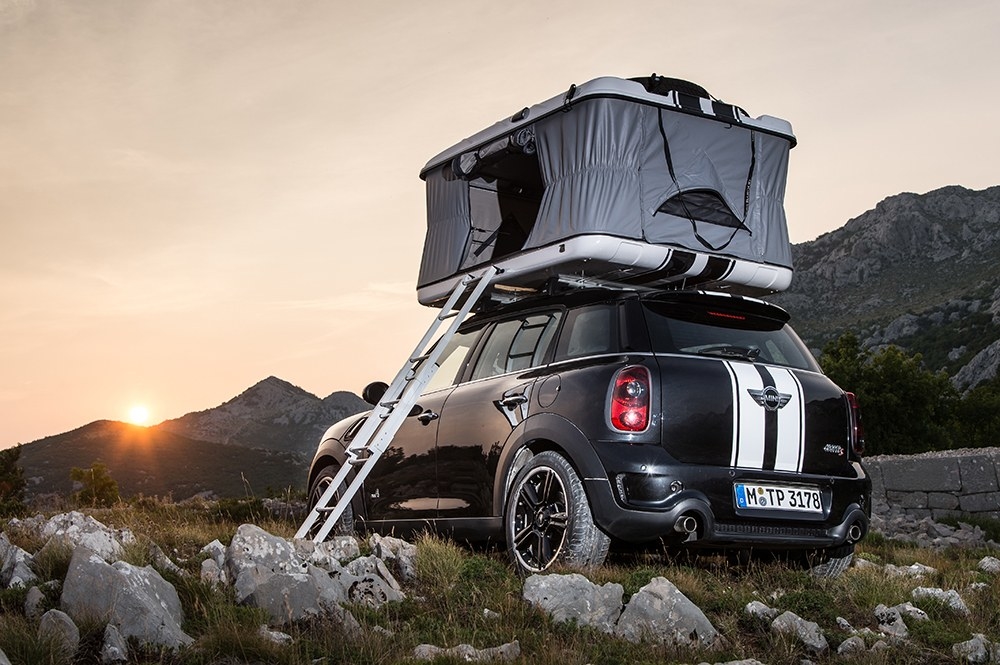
top-left (585, 465), bottom-right (871, 550)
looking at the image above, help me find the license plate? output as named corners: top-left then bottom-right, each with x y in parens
top-left (734, 483), bottom-right (822, 513)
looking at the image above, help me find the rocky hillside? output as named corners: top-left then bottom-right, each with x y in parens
top-left (17, 420), bottom-right (307, 499)
top-left (158, 376), bottom-right (368, 456)
top-left (16, 377), bottom-right (369, 500)
top-left (771, 185), bottom-right (1000, 387)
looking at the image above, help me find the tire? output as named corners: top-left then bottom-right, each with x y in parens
top-left (307, 464), bottom-right (355, 538)
top-left (807, 543), bottom-right (854, 578)
top-left (504, 450), bottom-right (610, 574)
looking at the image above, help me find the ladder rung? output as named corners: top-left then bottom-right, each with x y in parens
top-left (316, 505), bottom-right (340, 513)
top-left (410, 353), bottom-right (431, 363)
top-left (438, 310), bottom-right (460, 320)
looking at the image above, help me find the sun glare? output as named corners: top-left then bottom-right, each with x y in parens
top-left (127, 405), bottom-right (150, 426)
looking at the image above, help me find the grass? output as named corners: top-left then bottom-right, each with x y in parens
top-left (2, 499), bottom-right (999, 664)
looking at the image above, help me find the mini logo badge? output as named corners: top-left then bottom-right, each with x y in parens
top-left (747, 386), bottom-right (791, 411)
top-left (823, 443), bottom-right (846, 456)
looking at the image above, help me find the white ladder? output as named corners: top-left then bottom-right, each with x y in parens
top-left (295, 265), bottom-right (502, 542)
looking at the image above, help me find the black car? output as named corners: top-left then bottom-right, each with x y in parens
top-left (305, 287), bottom-right (870, 575)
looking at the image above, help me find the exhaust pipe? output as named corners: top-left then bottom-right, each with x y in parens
top-left (847, 522), bottom-right (863, 543)
top-left (674, 514), bottom-right (699, 535)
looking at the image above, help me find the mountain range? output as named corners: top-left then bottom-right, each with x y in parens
top-left (770, 185), bottom-right (1000, 388)
top-left (13, 184), bottom-right (1000, 500)
top-left (17, 377), bottom-right (367, 500)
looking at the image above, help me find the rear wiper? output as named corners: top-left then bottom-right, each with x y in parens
top-left (696, 345), bottom-right (761, 362)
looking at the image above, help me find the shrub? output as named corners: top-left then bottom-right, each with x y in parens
top-left (70, 461), bottom-right (120, 507)
top-left (0, 445), bottom-right (27, 517)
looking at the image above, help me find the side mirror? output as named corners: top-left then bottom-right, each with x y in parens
top-left (362, 381), bottom-right (389, 406)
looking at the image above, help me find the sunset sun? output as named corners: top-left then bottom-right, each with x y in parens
top-left (127, 405), bottom-right (150, 426)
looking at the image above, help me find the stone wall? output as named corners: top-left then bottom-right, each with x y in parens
top-left (866, 447), bottom-right (1000, 521)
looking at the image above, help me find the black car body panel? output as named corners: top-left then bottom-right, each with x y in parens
top-left (306, 288), bottom-right (871, 552)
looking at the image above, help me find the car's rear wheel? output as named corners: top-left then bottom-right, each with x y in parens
top-left (307, 464), bottom-right (355, 538)
top-left (504, 450), bottom-right (610, 574)
top-left (807, 542), bottom-right (855, 577)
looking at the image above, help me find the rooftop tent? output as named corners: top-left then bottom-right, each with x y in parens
top-left (417, 76), bottom-right (796, 306)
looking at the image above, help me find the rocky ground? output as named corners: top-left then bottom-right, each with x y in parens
top-left (871, 506), bottom-right (1000, 551)
top-left (2, 506), bottom-right (1000, 664)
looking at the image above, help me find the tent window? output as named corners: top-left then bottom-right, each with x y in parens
top-left (657, 189), bottom-right (748, 230)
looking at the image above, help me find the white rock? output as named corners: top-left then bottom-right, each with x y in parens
top-left (770, 611), bottom-right (829, 655)
top-left (874, 603), bottom-right (908, 639)
top-left (369, 533), bottom-right (417, 582)
top-left (892, 601), bottom-right (930, 622)
top-left (884, 562), bottom-right (937, 577)
top-left (38, 609), bottom-right (80, 658)
top-left (952, 633), bottom-right (993, 663)
top-left (413, 641), bottom-right (520, 662)
top-left (912, 586), bottom-right (970, 616)
top-left (258, 625), bottom-right (293, 645)
top-left (836, 616), bottom-right (856, 633)
top-left (837, 635), bottom-right (867, 655)
top-left (0, 532), bottom-right (37, 589)
top-left (523, 573), bottom-right (623, 635)
top-left (37, 511), bottom-right (134, 561)
top-left (745, 600), bottom-right (779, 621)
top-left (978, 556), bottom-right (1000, 574)
top-left (100, 624), bottom-right (129, 664)
top-left (200, 539), bottom-right (227, 568)
top-left (24, 586), bottom-right (45, 619)
top-left (614, 577), bottom-right (720, 647)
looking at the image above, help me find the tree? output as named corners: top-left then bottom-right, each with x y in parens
top-left (862, 346), bottom-right (957, 454)
top-left (952, 376), bottom-right (1000, 449)
top-left (0, 445), bottom-right (27, 516)
top-left (820, 333), bottom-right (958, 455)
top-left (818, 332), bottom-right (868, 395)
top-left (70, 461), bottom-right (120, 507)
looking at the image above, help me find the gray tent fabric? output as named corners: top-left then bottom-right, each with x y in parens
top-left (418, 170), bottom-right (470, 287)
top-left (417, 78), bottom-right (794, 293)
top-left (527, 98), bottom-right (645, 248)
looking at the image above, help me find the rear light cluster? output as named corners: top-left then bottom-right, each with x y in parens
top-left (846, 392), bottom-right (865, 457)
top-left (610, 366), bottom-right (651, 432)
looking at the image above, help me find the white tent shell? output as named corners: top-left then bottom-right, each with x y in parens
top-left (416, 76), bottom-right (796, 306)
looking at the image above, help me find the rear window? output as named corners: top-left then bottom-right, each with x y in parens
top-left (641, 302), bottom-right (820, 372)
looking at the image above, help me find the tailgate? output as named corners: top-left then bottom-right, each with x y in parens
top-left (657, 355), bottom-right (855, 477)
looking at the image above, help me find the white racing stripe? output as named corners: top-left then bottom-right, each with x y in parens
top-left (725, 361), bottom-right (806, 472)
top-left (728, 361), bottom-right (766, 469)
top-left (771, 368), bottom-right (805, 472)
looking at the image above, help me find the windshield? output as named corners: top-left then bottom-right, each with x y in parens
top-left (641, 302), bottom-right (821, 372)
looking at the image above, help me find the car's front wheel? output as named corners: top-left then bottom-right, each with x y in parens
top-left (504, 450), bottom-right (610, 574)
top-left (307, 464), bottom-right (355, 538)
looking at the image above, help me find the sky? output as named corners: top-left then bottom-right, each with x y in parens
top-left (2, 0), bottom-right (999, 449)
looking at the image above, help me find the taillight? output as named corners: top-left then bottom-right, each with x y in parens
top-left (846, 392), bottom-right (865, 456)
top-left (610, 366), bottom-right (651, 432)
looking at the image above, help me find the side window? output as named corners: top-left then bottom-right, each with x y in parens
top-left (555, 305), bottom-right (616, 361)
top-left (470, 313), bottom-right (561, 381)
top-left (423, 329), bottom-right (480, 394)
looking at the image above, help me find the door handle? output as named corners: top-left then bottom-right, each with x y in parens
top-left (499, 394), bottom-right (528, 408)
top-left (416, 410), bottom-right (439, 425)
